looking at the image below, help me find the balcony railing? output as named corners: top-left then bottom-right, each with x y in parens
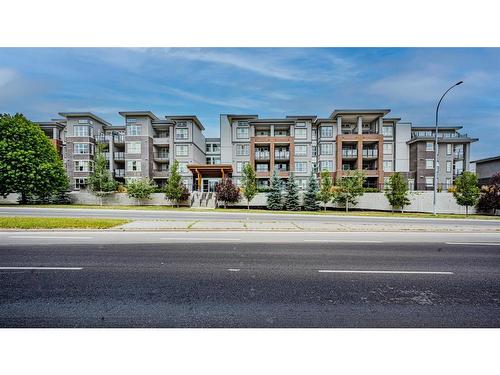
top-left (114, 169), bottom-right (125, 177)
top-left (154, 152), bottom-right (169, 159)
top-left (113, 135), bottom-right (125, 143)
top-left (274, 151), bottom-right (290, 159)
top-left (411, 132), bottom-right (470, 139)
top-left (255, 152), bottom-right (270, 160)
top-left (153, 169), bottom-right (169, 177)
top-left (342, 149), bottom-right (357, 158)
top-left (96, 135), bottom-right (111, 143)
top-left (454, 151), bottom-right (464, 159)
top-left (114, 152), bottom-right (124, 160)
top-left (362, 149), bottom-right (378, 157)
top-left (274, 166), bottom-right (288, 172)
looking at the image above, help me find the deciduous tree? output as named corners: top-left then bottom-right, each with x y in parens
top-left (241, 163), bottom-right (257, 209)
top-left (476, 173), bottom-right (500, 215)
top-left (165, 160), bottom-right (188, 207)
top-left (215, 177), bottom-right (240, 208)
top-left (333, 170), bottom-right (366, 212)
top-left (126, 178), bottom-right (156, 204)
top-left (453, 171), bottom-right (480, 217)
top-left (88, 143), bottom-right (117, 205)
top-left (318, 170), bottom-right (333, 211)
top-left (384, 172), bottom-right (410, 212)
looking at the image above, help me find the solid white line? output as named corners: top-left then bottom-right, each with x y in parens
top-left (446, 242), bottom-right (500, 246)
top-left (0, 267), bottom-right (83, 270)
top-left (8, 236), bottom-right (93, 239)
top-left (304, 240), bottom-right (382, 243)
top-left (318, 269), bottom-right (454, 275)
top-left (227, 268), bottom-right (240, 272)
top-left (160, 237), bottom-right (241, 241)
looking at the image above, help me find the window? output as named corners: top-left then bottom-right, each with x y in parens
top-left (382, 126), bottom-right (393, 137)
top-left (320, 126), bottom-right (333, 138)
top-left (256, 164), bottom-right (268, 172)
top-left (236, 144), bottom-right (250, 156)
top-left (320, 160), bottom-right (333, 172)
top-left (74, 143), bottom-right (90, 154)
top-left (74, 125), bottom-right (91, 137)
top-left (212, 144), bottom-right (220, 152)
top-left (312, 145), bottom-right (317, 157)
top-left (176, 128), bottom-right (189, 140)
top-left (205, 144), bottom-right (212, 152)
top-left (383, 143), bottom-right (393, 154)
top-left (236, 127), bottom-right (249, 139)
top-left (295, 128), bottom-right (307, 139)
top-left (426, 141), bottom-right (434, 151)
top-left (383, 160), bottom-right (393, 172)
top-left (176, 145), bottom-right (189, 157)
top-left (297, 179), bottom-right (308, 191)
top-left (425, 177), bottom-right (434, 188)
top-left (74, 160), bottom-right (92, 172)
top-left (320, 143), bottom-right (333, 155)
top-left (295, 145), bottom-right (307, 157)
top-left (126, 118), bottom-right (137, 124)
top-left (236, 161), bottom-right (248, 173)
top-left (312, 129), bottom-right (317, 140)
top-left (446, 160), bottom-right (452, 173)
top-left (126, 141), bottom-right (141, 154)
top-left (74, 178), bottom-right (87, 189)
top-left (295, 162), bottom-right (307, 173)
top-left (311, 162), bottom-right (318, 173)
top-left (446, 178), bottom-right (452, 187)
top-left (426, 159), bottom-right (434, 169)
top-left (126, 160), bottom-right (141, 172)
top-left (237, 121), bottom-right (249, 127)
top-left (446, 143), bottom-right (452, 155)
top-left (127, 124), bottom-right (141, 136)
top-left (178, 163), bottom-right (188, 173)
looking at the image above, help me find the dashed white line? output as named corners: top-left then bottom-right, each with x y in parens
top-left (446, 242), bottom-right (500, 246)
top-left (0, 267), bottom-right (83, 270)
top-left (318, 269), bottom-right (453, 275)
top-left (8, 236), bottom-right (93, 239)
top-left (304, 240), bottom-right (382, 243)
top-left (160, 237), bottom-right (241, 241)
top-left (227, 268), bottom-right (240, 272)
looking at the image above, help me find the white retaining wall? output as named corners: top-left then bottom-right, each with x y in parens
top-left (1, 191), bottom-right (479, 214)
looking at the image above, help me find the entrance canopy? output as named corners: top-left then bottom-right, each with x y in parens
top-left (187, 164), bottom-right (233, 191)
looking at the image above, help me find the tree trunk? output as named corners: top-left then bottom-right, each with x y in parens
top-left (324, 203), bottom-right (327, 211)
top-left (247, 199), bottom-right (250, 210)
top-left (345, 201), bottom-right (349, 212)
top-left (20, 192), bottom-right (27, 205)
top-left (466, 205), bottom-right (469, 217)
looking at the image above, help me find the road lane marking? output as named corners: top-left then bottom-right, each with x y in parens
top-left (304, 240), bottom-right (382, 243)
top-left (445, 242), bottom-right (500, 246)
top-left (227, 268), bottom-right (240, 272)
top-left (8, 236), bottom-right (93, 239)
top-left (0, 267), bottom-right (83, 270)
top-left (160, 237), bottom-right (241, 241)
top-left (318, 270), bottom-right (453, 275)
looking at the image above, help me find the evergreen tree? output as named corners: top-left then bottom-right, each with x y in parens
top-left (88, 143), bottom-right (117, 205)
top-left (303, 173), bottom-right (320, 211)
top-left (384, 172), bottom-right (411, 212)
top-left (266, 171), bottom-right (283, 210)
top-left (284, 173), bottom-right (300, 211)
top-left (318, 170), bottom-right (333, 211)
top-left (0, 113), bottom-right (69, 204)
top-left (333, 170), bottom-right (366, 212)
top-left (453, 171), bottom-right (480, 217)
top-left (241, 163), bottom-right (257, 209)
top-left (165, 160), bottom-right (186, 207)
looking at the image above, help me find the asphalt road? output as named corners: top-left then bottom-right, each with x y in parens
top-left (1, 206), bottom-right (500, 228)
top-left (1, 235), bottom-right (499, 327)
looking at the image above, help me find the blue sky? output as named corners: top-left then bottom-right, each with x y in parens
top-left (0, 48), bottom-right (498, 159)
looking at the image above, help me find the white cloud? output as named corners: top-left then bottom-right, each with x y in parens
top-left (163, 86), bottom-right (262, 109)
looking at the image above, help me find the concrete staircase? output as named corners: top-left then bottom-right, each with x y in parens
top-left (190, 192), bottom-right (216, 208)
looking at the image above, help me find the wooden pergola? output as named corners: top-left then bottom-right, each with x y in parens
top-left (187, 164), bottom-right (233, 191)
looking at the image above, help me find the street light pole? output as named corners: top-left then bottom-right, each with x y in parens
top-left (433, 80), bottom-right (463, 215)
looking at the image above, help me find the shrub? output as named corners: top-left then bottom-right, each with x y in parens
top-left (216, 177), bottom-right (240, 208)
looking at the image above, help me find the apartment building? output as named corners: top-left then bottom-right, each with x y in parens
top-left (37, 108), bottom-right (477, 193)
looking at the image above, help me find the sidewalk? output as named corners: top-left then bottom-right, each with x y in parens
top-left (118, 218), bottom-right (500, 232)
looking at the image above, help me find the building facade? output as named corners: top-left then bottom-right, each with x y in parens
top-left (37, 108), bottom-right (478, 193)
top-left (472, 156), bottom-right (500, 186)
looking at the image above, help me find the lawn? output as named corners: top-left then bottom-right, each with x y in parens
top-left (0, 216), bottom-right (130, 229)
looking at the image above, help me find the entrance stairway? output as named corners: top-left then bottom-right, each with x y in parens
top-left (190, 192), bottom-right (216, 208)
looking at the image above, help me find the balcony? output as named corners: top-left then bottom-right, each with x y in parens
top-left (114, 152), bottom-right (124, 160)
top-left (342, 149), bottom-right (357, 158)
top-left (362, 149), bottom-right (378, 158)
top-left (454, 151), bottom-right (464, 159)
top-left (274, 151), bottom-right (290, 160)
top-left (154, 152), bottom-right (169, 160)
top-left (255, 151), bottom-right (270, 160)
top-left (153, 169), bottom-right (169, 178)
top-left (274, 165), bottom-right (288, 172)
top-left (153, 137), bottom-right (170, 145)
top-left (113, 135), bottom-right (125, 144)
top-left (411, 132), bottom-right (470, 140)
top-left (96, 135), bottom-right (111, 143)
top-left (104, 152), bottom-right (111, 160)
top-left (114, 169), bottom-right (125, 178)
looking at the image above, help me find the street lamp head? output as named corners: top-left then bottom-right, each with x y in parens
top-left (456, 81), bottom-right (464, 86)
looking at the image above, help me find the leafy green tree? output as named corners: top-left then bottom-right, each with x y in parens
top-left (88, 143), bottom-right (117, 205)
top-left (333, 170), bottom-right (366, 212)
top-left (0, 113), bottom-right (69, 204)
top-left (384, 172), bottom-right (411, 213)
top-left (215, 177), bottom-right (240, 208)
top-left (241, 163), bottom-right (257, 209)
top-left (303, 174), bottom-right (320, 211)
top-left (165, 160), bottom-right (184, 206)
top-left (476, 173), bottom-right (500, 215)
top-left (318, 170), bottom-right (333, 211)
top-left (284, 173), bottom-right (300, 211)
top-left (266, 171), bottom-right (283, 210)
top-left (126, 178), bottom-right (156, 204)
top-left (453, 171), bottom-right (480, 217)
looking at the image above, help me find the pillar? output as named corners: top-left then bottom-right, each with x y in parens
top-left (357, 116), bottom-right (363, 135)
top-left (337, 116), bottom-right (342, 135)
